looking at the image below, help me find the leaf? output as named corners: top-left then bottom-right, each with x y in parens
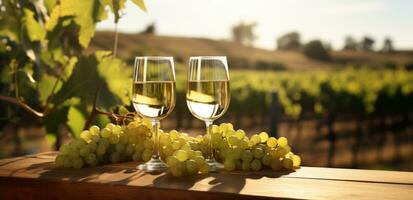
top-left (67, 106), bottom-right (86, 136)
top-left (44, 106), bottom-right (69, 137)
top-left (23, 8), bottom-right (46, 42)
top-left (53, 51), bottom-right (131, 109)
top-left (38, 74), bottom-right (62, 104)
top-left (46, 134), bottom-right (57, 146)
top-left (131, 0), bottom-right (147, 12)
top-left (44, 0), bottom-right (58, 12)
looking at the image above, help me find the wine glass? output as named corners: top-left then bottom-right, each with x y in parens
top-left (132, 56), bottom-right (176, 172)
top-left (186, 56), bottom-right (230, 171)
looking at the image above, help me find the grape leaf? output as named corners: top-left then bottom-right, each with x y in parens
top-left (23, 8), bottom-right (46, 42)
top-left (67, 106), bottom-right (86, 137)
top-left (38, 74), bottom-right (62, 104)
top-left (131, 0), bottom-right (147, 12)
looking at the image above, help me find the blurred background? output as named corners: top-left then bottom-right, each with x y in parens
top-left (1, 0), bottom-right (412, 171)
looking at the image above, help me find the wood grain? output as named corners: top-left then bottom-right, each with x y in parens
top-left (0, 152), bottom-right (412, 200)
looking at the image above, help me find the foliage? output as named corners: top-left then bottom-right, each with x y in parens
top-left (302, 40), bottom-right (330, 61)
top-left (276, 32), bottom-right (301, 51)
top-left (231, 21), bottom-right (257, 46)
top-left (0, 0), bottom-right (147, 148)
top-left (174, 68), bottom-right (413, 119)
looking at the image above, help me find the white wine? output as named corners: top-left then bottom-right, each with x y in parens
top-left (186, 80), bottom-right (230, 120)
top-left (133, 81), bottom-right (176, 119)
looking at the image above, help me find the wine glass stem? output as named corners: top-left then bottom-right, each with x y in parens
top-left (205, 120), bottom-right (214, 160)
top-left (151, 119), bottom-right (161, 160)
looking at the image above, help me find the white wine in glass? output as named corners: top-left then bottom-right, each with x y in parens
top-left (132, 56), bottom-right (176, 172)
top-left (186, 56), bottom-right (230, 171)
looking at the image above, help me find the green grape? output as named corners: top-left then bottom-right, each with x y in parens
top-left (142, 149), bottom-right (152, 162)
top-left (235, 129), bottom-right (245, 139)
top-left (166, 156), bottom-right (179, 167)
top-left (110, 152), bottom-right (121, 163)
top-left (112, 125), bottom-right (122, 135)
top-left (119, 132), bottom-right (128, 144)
top-left (88, 142), bottom-right (97, 153)
top-left (79, 146), bottom-right (90, 157)
top-left (115, 143), bottom-right (125, 153)
top-left (271, 158), bottom-right (283, 171)
top-left (180, 143), bottom-right (191, 151)
top-left (106, 123), bottom-right (115, 130)
top-left (170, 166), bottom-right (183, 177)
top-left (224, 159), bottom-right (236, 171)
top-left (136, 125), bottom-right (149, 135)
top-left (55, 155), bottom-right (65, 167)
top-left (292, 155), bottom-right (301, 167)
top-left (212, 125), bottom-right (220, 133)
top-left (73, 138), bottom-right (87, 149)
top-left (259, 132), bottom-right (269, 143)
top-left (283, 157), bottom-right (294, 169)
top-left (275, 146), bottom-right (288, 158)
top-left (109, 134), bottom-right (120, 144)
top-left (96, 144), bottom-right (106, 156)
top-left (241, 161), bottom-right (250, 172)
top-left (267, 137), bottom-right (278, 148)
top-left (135, 142), bottom-right (145, 153)
top-left (144, 139), bottom-right (153, 149)
top-left (132, 151), bottom-right (142, 161)
top-left (91, 134), bottom-right (100, 143)
top-left (278, 137), bottom-right (288, 147)
top-left (228, 136), bottom-right (240, 147)
top-left (253, 147), bottom-right (264, 159)
top-left (171, 141), bottom-right (181, 150)
top-left (59, 144), bottom-right (70, 155)
top-left (125, 144), bottom-right (135, 156)
top-left (251, 134), bottom-right (261, 144)
top-left (198, 163), bottom-right (210, 174)
top-left (241, 150), bottom-right (253, 162)
top-left (251, 159), bottom-right (262, 171)
top-left (100, 128), bottom-right (112, 138)
top-left (194, 150), bottom-right (203, 157)
top-left (63, 156), bottom-right (73, 168)
top-left (186, 159), bottom-right (198, 175)
top-left (80, 130), bottom-right (91, 141)
top-left (98, 138), bottom-right (109, 148)
top-left (235, 159), bottom-right (242, 170)
top-left (89, 125), bottom-right (100, 135)
top-left (174, 150), bottom-right (188, 162)
top-left (85, 154), bottom-right (98, 166)
top-left (68, 148), bottom-right (80, 157)
top-left (262, 154), bottom-right (272, 166)
top-left (159, 133), bottom-right (171, 145)
top-left (163, 145), bottom-right (174, 157)
top-left (193, 156), bottom-right (206, 167)
top-left (73, 157), bottom-right (84, 169)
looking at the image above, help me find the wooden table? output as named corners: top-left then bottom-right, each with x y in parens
top-left (0, 152), bottom-right (412, 200)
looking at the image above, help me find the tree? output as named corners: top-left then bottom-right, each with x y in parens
top-left (381, 37), bottom-right (394, 52)
top-left (360, 36), bottom-right (375, 51)
top-left (302, 40), bottom-right (330, 61)
top-left (276, 32), bottom-right (301, 50)
top-left (142, 22), bottom-right (156, 34)
top-left (231, 21), bottom-right (257, 46)
top-left (0, 0), bottom-right (148, 150)
top-left (343, 36), bottom-right (358, 50)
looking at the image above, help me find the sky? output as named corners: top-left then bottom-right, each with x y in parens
top-left (97, 0), bottom-right (413, 50)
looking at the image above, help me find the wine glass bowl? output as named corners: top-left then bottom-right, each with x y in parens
top-left (186, 56), bottom-right (230, 171)
top-left (132, 56), bottom-right (176, 172)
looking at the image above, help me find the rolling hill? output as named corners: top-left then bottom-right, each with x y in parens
top-left (89, 31), bottom-right (413, 70)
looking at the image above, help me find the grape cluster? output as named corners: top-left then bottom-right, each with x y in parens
top-left (211, 123), bottom-right (301, 172)
top-left (55, 121), bottom-right (301, 176)
top-left (55, 119), bottom-right (154, 169)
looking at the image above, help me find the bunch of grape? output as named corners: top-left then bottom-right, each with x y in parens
top-left (159, 130), bottom-right (210, 176)
top-left (211, 123), bottom-right (301, 172)
top-left (55, 119), bottom-right (153, 169)
top-left (55, 120), bottom-right (301, 176)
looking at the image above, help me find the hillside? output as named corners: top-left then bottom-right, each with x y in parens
top-left (89, 31), bottom-right (413, 70)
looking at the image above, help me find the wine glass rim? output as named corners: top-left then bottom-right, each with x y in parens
top-left (189, 56), bottom-right (227, 60)
top-left (135, 56), bottom-right (174, 60)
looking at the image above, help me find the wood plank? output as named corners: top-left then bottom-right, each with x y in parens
top-left (0, 152), bottom-right (412, 200)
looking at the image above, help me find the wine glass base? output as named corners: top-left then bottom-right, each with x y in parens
top-left (206, 158), bottom-right (223, 172)
top-left (137, 158), bottom-right (168, 172)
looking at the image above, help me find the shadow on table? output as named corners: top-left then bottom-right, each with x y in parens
top-left (152, 169), bottom-right (294, 193)
top-left (24, 156), bottom-right (295, 194)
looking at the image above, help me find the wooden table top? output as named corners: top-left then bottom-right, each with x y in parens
top-left (0, 152), bottom-right (412, 200)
